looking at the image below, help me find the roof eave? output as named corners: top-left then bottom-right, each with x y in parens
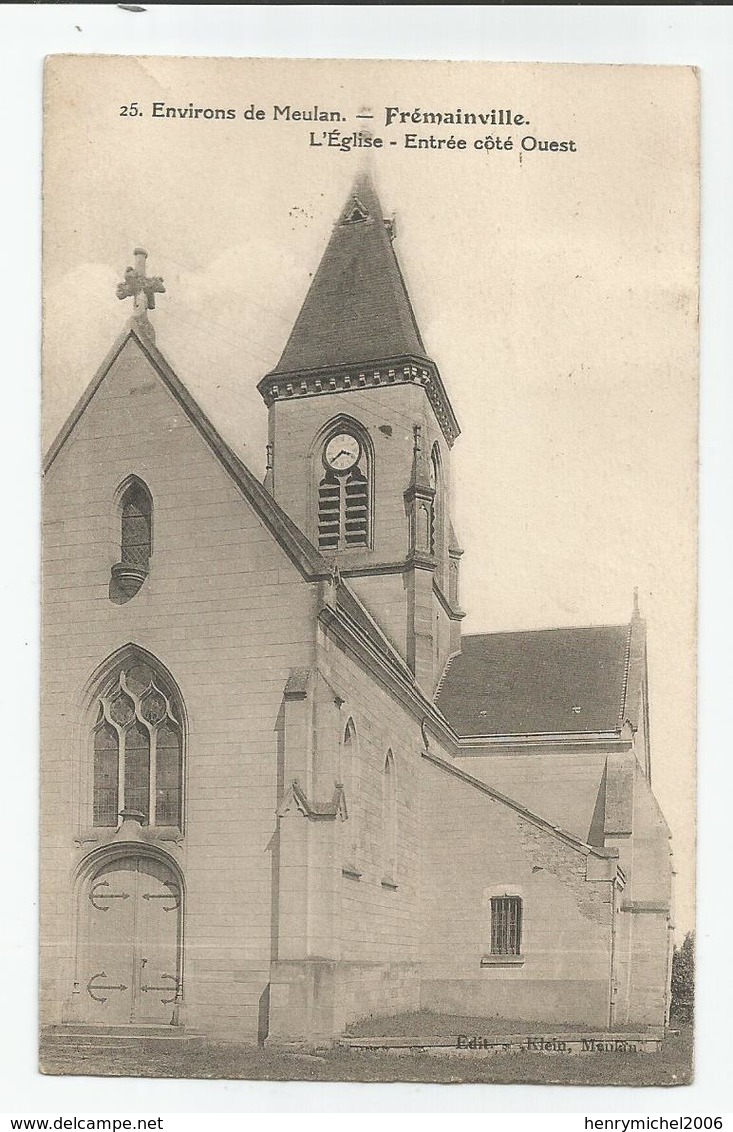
top-left (257, 353), bottom-right (461, 447)
top-left (453, 729), bottom-right (629, 751)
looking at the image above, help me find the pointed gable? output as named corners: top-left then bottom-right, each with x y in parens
top-left (270, 172), bottom-right (428, 376)
top-left (43, 324), bottom-right (328, 581)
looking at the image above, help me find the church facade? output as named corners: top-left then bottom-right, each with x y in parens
top-left (40, 174), bottom-right (674, 1045)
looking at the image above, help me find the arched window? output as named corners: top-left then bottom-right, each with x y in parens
top-left (382, 749), bottom-right (397, 883)
top-left (91, 654), bottom-right (183, 829)
top-left (317, 423), bottom-right (371, 551)
top-left (112, 478), bottom-right (152, 601)
top-left (120, 479), bottom-right (152, 569)
top-left (342, 718), bottom-right (360, 869)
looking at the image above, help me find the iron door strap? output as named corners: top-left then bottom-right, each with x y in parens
top-left (87, 971), bottom-right (128, 1003)
top-left (89, 880), bottom-right (131, 911)
top-left (140, 972), bottom-right (178, 1003)
top-left (141, 886), bottom-right (180, 911)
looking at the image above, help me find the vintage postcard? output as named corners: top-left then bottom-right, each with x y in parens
top-left (40, 55), bottom-right (698, 1085)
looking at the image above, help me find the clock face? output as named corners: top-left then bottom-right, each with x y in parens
top-left (324, 432), bottom-right (360, 472)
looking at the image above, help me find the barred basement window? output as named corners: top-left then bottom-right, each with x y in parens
top-left (491, 896), bottom-right (523, 956)
top-left (91, 657), bottom-right (183, 828)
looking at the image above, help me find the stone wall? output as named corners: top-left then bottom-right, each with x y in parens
top-left (417, 757), bottom-right (616, 1028)
top-left (41, 335), bottom-right (315, 1041)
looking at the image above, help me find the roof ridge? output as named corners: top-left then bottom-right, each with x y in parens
top-left (618, 619), bottom-right (634, 728)
top-left (461, 623), bottom-right (630, 639)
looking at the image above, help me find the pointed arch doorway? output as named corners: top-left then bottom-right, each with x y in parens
top-left (78, 852), bottom-right (183, 1026)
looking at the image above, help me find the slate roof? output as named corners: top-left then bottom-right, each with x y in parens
top-left (436, 625), bottom-right (632, 738)
top-left (270, 172), bottom-right (430, 376)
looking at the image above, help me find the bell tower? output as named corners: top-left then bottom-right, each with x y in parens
top-left (257, 172), bottom-right (464, 690)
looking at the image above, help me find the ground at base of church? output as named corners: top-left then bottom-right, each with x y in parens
top-left (344, 1010), bottom-right (664, 1038)
top-left (39, 1020), bottom-right (692, 1087)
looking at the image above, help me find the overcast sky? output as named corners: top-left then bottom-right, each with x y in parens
top-left (44, 56), bottom-right (698, 935)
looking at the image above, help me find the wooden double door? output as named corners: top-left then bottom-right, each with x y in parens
top-left (80, 854), bottom-right (181, 1025)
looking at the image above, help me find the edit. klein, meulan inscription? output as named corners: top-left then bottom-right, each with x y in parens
top-left (455, 1035), bottom-right (657, 1055)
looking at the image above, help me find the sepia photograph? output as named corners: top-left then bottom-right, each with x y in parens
top-left (39, 55), bottom-right (698, 1087)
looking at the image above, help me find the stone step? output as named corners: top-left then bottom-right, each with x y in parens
top-left (44, 1024), bottom-right (185, 1038)
top-left (40, 1026), bottom-right (204, 1055)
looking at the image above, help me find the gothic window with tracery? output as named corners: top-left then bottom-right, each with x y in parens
top-left (91, 659), bottom-right (183, 828)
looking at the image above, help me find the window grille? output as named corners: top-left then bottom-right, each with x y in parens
top-left (92, 661), bottom-right (183, 828)
top-left (120, 482), bottom-right (152, 568)
top-left (490, 896), bottom-right (523, 956)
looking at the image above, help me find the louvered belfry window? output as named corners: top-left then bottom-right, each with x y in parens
top-left (91, 659), bottom-right (183, 828)
top-left (491, 896), bottom-right (523, 956)
top-left (318, 470), bottom-right (341, 550)
top-left (318, 466), bottom-right (369, 550)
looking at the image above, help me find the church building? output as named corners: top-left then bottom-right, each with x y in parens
top-left (40, 173), bottom-right (674, 1046)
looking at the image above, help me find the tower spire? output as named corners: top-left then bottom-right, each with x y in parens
top-left (266, 171), bottom-right (427, 378)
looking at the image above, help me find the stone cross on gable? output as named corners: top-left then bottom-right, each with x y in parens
top-left (116, 247), bottom-right (165, 339)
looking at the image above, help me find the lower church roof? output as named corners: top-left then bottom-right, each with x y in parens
top-left (436, 624), bottom-right (632, 738)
